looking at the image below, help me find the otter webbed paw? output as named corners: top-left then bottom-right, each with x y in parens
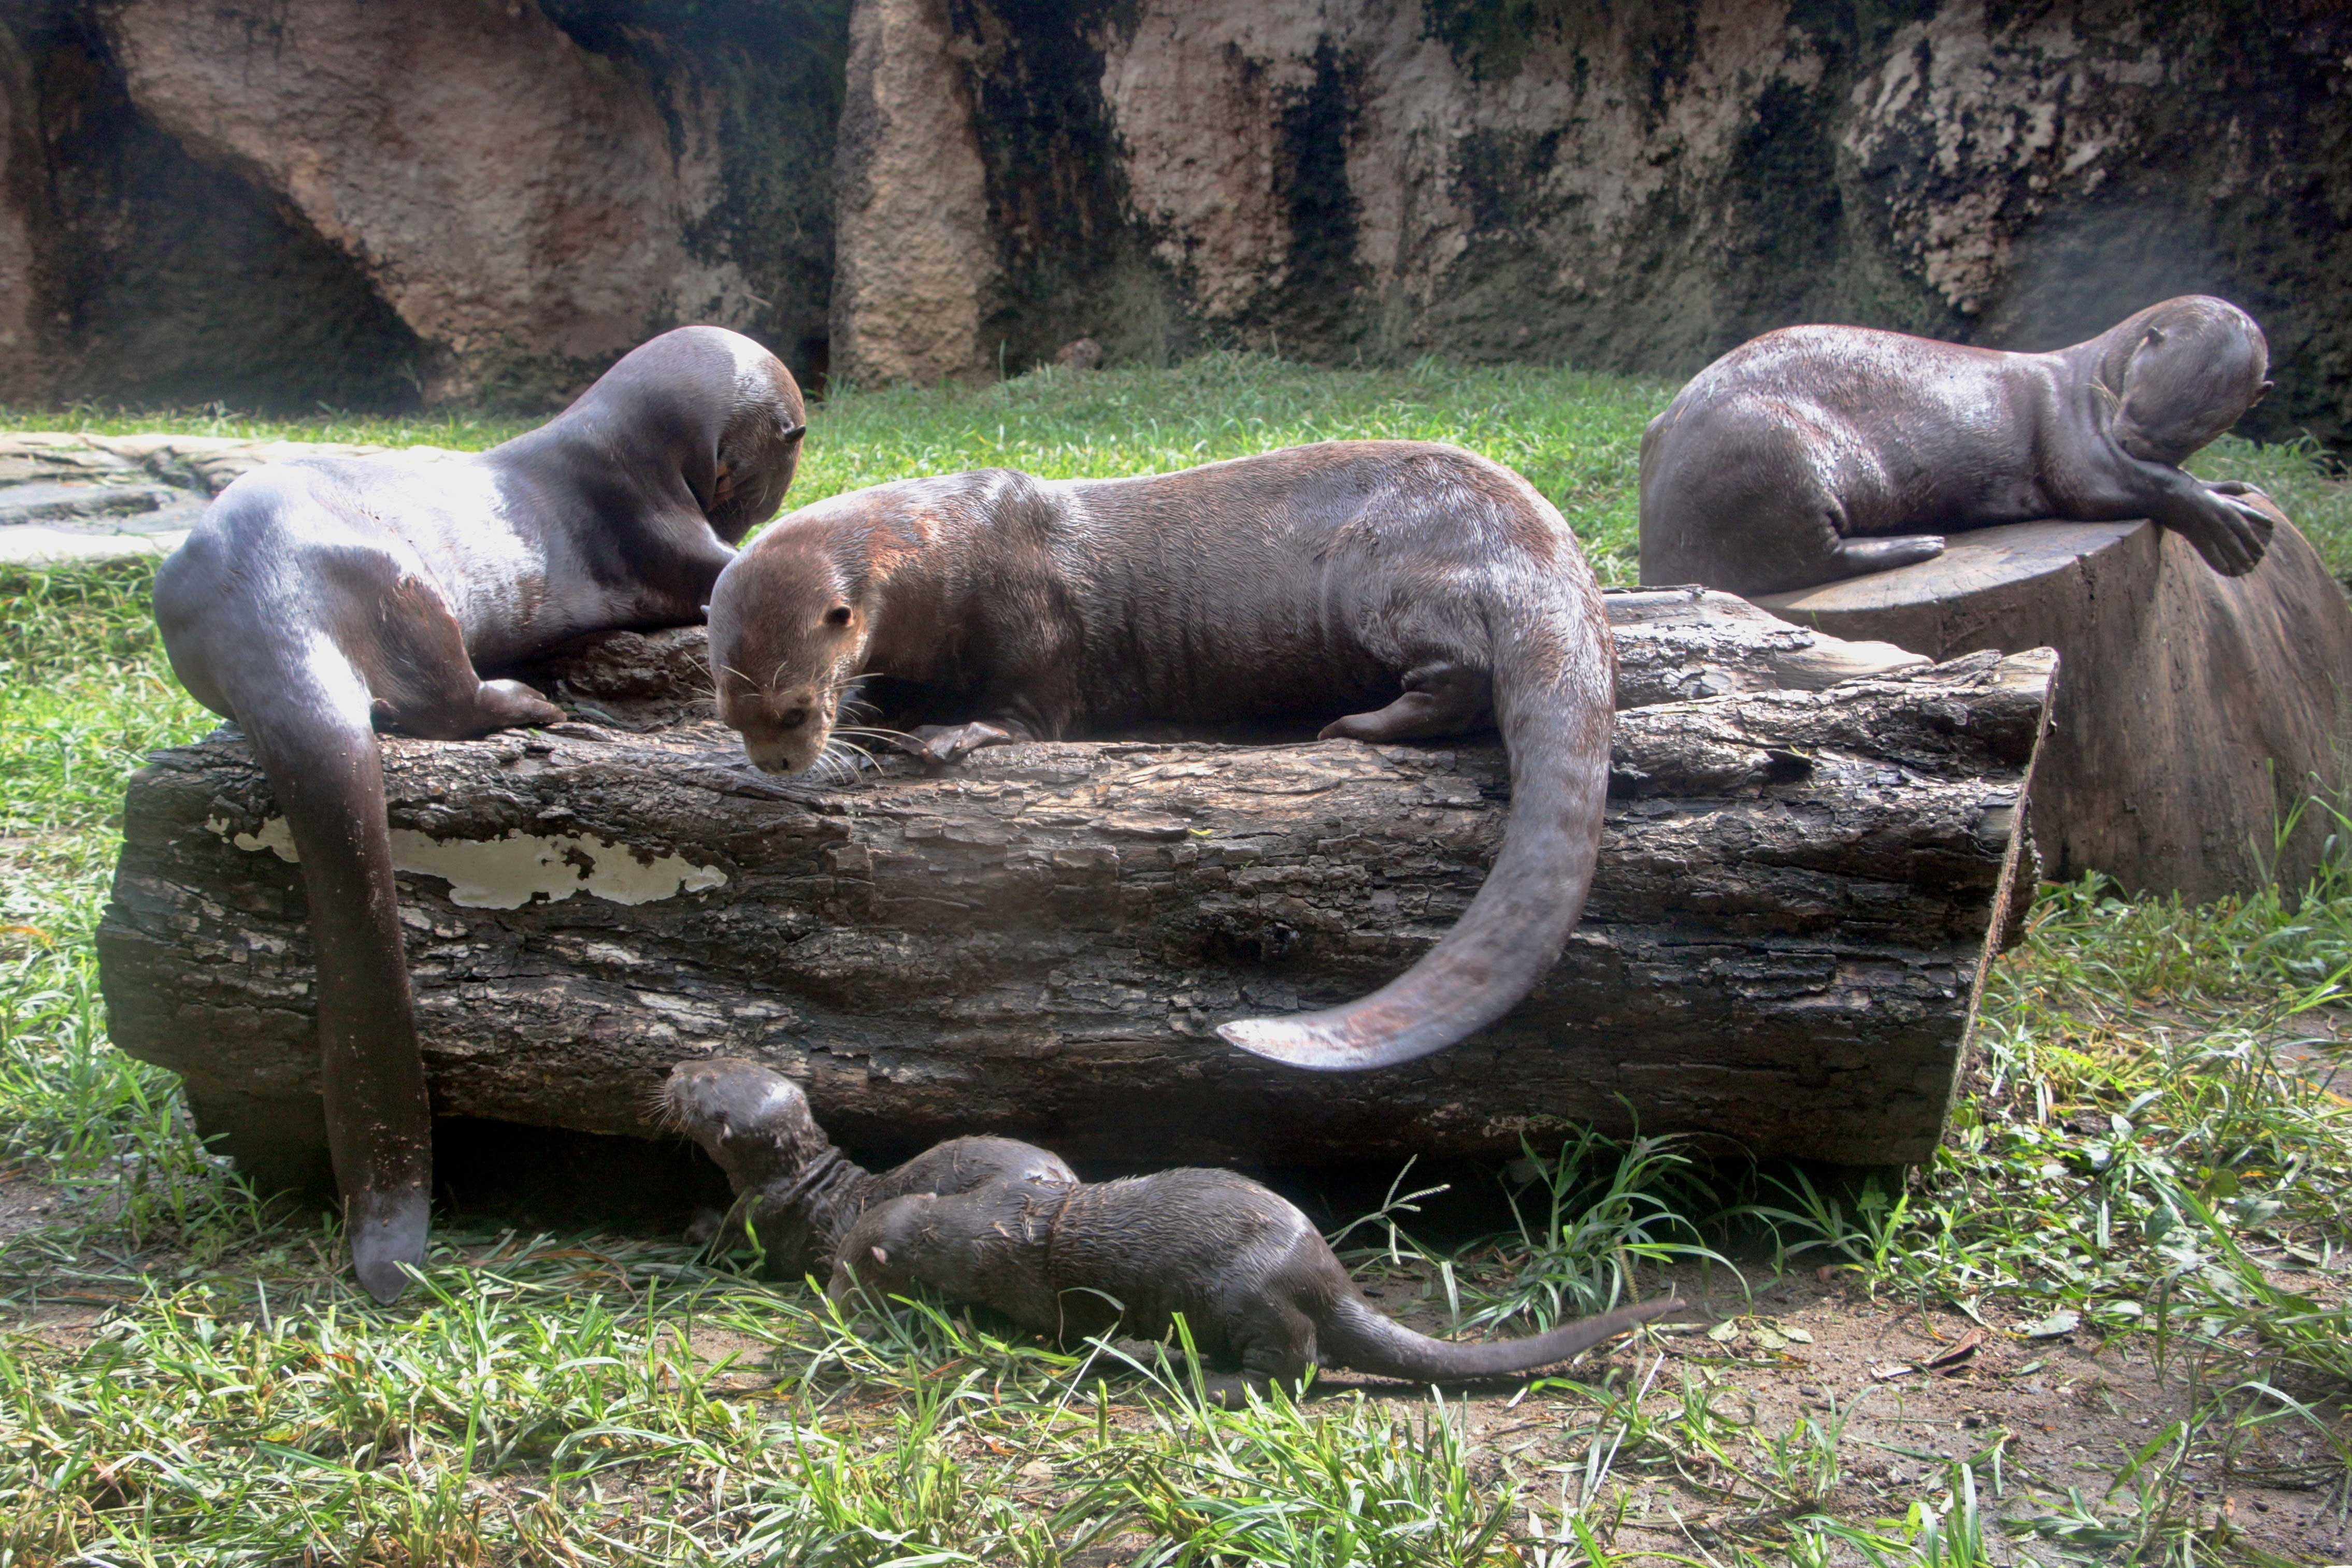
top-left (2181, 490), bottom-right (2276, 577)
top-left (901, 722), bottom-right (1014, 766)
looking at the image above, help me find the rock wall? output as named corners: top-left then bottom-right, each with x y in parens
top-left (5, 0), bottom-right (2351, 439)
top-left (835, 0), bottom-right (2352, 443)
top-left (1, 0), bottom-right (847, 410)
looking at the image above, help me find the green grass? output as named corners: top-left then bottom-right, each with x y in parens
top-left (5, 362), bottom-right (2352, 1563)
top-left (18, 355), bottom-right (2352, 588)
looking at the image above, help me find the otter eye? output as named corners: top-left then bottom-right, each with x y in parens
top-left (824, 606), bottom-right (852, 628)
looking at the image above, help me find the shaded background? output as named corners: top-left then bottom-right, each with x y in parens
top-left (2, 0), bottom-right (2346, 446)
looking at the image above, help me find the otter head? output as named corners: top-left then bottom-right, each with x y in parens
top-left (2106, 297), bottom-right (2271, 466)
top-left (707, 520), bottom-right (874, 775)
top-left (825, 1193), bottom-right (933, 1310)
top-left (556, 325), bottom-right (807, 543)
top-left (660, 1058), bottom-right (827, 1186)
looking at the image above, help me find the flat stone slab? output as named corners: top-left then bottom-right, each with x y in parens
top-left (0, 430), bottom-right (401, 565)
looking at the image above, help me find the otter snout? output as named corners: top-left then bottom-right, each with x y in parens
top-left (719, 682), bottom-right (834, 775)
top-left (662, 1058), bottom-right (800, 1152)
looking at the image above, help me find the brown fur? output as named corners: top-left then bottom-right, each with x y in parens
top-left (661, 1057), bottom-right (1075, 1279)
top-left (156, 330), bottom-right (806, 1301)
top-left (829, 1168), bottom-right (1680, 1407)
top-left (1639, 295), bottom-right (2277, 596)
top-left (705, 440), bottom-right (1614, 1072)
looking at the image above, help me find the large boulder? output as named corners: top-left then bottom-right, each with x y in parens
top-left (0, 2), bottom-right (846, 410)
top-left (829, 0), bottom-right (998, 386)
top-left (827, 0), bottom-right (2352, 450)
top-left (99, 0), bottom-right (757, 403)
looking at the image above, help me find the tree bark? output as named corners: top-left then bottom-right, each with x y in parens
top-left (1757, 502), bottom-right (2352, 903)
top-left (98, 604), bottom-right (2049, 1175)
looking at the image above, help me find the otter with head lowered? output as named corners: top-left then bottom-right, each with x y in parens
top-left (830, 1167), bottom-right (1681, 1407)
top-left (1639, 295), bottom-right (2279, 596)
top-left (704, 441), bottom-right (1614, 1073)
top-left (661, 1057), bottom-right (1075, 1279)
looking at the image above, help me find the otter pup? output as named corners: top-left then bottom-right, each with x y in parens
top-left (829, 1168), bottom-right (1681, 1406)
top-left (1639, 295), bottom-right (2278, 596)
top-left (661, 1057), bottom-right (1075, 1279)
top-left (704, 441), bottom-right (1615, 1074)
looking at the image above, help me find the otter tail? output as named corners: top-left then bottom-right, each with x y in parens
top-left (226, 660), bottom-right (435, 1304)
top-left (1217, 595), bottom-right (1613, 1070)
top-left (1321, 1293), bottom-right (1680, 1384)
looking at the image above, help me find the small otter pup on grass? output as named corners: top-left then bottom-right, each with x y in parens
top-left (829, 1168), bottom-right (1680, 1406)
top-left (662, 1057), bottom-right (1074, 1279)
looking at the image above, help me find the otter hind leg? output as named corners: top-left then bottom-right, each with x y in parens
top-left (1826, 534), bottom-right (1947, 580)
top-left (1194, 1311), bottom-right (1317, 1409)
top-left (364, 580), bottom-right (564, 739)
top-left (1319, 664), bottom-right (1489, 744)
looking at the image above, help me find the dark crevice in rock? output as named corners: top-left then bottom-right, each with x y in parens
top-left (13, 7), bottom-right (428, 412)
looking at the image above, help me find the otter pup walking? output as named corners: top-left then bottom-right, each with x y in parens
top-left (156, 330), bottom-right (807, 1300)
top-left (662, 1058), bottom-right (1075, 1279)
top-left (831, 1168), bottom-right (1680, 1406)
top-left (705, 441), bottom-right (1614, 1073)
top-left (1639, 295), bottom-right (2278, 596)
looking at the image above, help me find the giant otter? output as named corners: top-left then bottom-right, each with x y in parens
top-left (661, 1057), bottom-right (1076, 1279)
top-left (830, 1168), bottom-right (1681, 1406)
top-left (155, 329), bottom-right (807, 1301)
top-left (703, 441), bottom-right (1614, 1074)
top-left (1639, 296), bottom-right (2278, 596)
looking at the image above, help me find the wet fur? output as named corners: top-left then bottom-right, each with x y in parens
top-left (705, 440), bottom-right (1615, 1072)
top-left (661, 1058), bottom-right (1075, 1279)
top-left (154, 330), bottom-right (807, 1301)
top-left (1639, 295), bottom-right (2278, 596)
top-left (829, 1168), bottom-right (1680, 1407)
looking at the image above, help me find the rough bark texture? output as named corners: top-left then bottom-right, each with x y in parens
top-left (1757, 504), bottom-right (2352, 904)
top-left (98, 618), bottom-right (2052, 1176)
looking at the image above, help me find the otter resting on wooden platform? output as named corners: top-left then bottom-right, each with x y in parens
top-left (830, 1167), bottom-right (1681, 1407)
top-left (1639, 295), bottom-right (2277, 597)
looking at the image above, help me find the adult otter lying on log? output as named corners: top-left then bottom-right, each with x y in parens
top-left (1639, 296), bottom-right (2278, 596)
top-left (154, 329), bottom-right (807, 1301)
top-left (704, 441), bottom-right (1614, 1074)
top-left (662, 1057), bottom-right (1075, 1279)
top-left (831, 1169), bottom-right (1680, 1406)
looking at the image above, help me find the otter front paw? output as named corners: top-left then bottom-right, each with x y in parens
top-left (902, 722), bottom-right (1014, 766)
top-left (2183, 492), bottom-right (2276, 577)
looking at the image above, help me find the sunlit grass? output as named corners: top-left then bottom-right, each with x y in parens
top-left (5, 363), bottom-right (2352, 1562)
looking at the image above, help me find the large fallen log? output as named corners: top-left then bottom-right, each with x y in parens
top-left (98, 594), bottom-right (2048, 1177)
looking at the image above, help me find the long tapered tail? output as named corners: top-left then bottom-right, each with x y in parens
top-left (1218, 611), bottom-right (1613, 1071)
top-left (240, 681), bottom-right (435, 1304)
top-left (1323, 1294), bottom-right (1681, 1383)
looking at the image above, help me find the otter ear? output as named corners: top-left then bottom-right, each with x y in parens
top-left (2256, 379), bottom-right (2275, 401)
top-left (870, 1245), bottom-right (889, 1265)
top-left (2144, 325), bottom-right (2168, 347)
